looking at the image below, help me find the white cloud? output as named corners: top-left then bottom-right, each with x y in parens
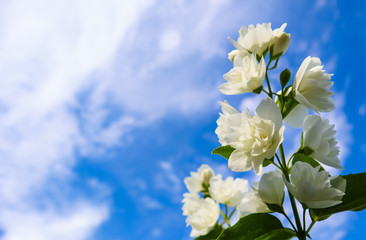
top-left (359, 103), bottom-right (366, 116)
top-left (0, 0), bottom-right (155, 238)
top-left (155, 161), bottom-right (183, 203)
top-left (311, 212), bottom-right (352, 240)
top-left (0, 202), bottom-right (109, 240)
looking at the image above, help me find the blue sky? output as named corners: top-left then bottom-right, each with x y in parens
top-left (0, 0), bottom-right (365, 239)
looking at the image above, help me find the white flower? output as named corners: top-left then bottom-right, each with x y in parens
top-left (215, 100), bottom-right (239, 145)
top-left (184, 164), bottom-right (214, 193)
top-left (219, 52), bottom-right (266, 95)
top-left (236, 182), bottom-right (270, 214)
top-left (258, 170), bottom-right (285, 205)
top-left (216, 98), bottom-right (285, 175)
top-left (183, 196), bottom-right (220, 237)
top-left (303, 115), bottom-right (343, 169)
top-left (293, 56), bottom-right (335, 112)
top-left (229, 23), bottom-right (287, 57)
top-left (209, 174), bottom-right (249, 207)
top-left (283, 161), bottom-right (345, 209)
top-left (182, 192), bottom-right (201, 216)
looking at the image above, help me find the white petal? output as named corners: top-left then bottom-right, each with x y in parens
top-left (228, 149), bottom-right (253, 172)
top-left (255, 97), bottom-right (282, 131)
top-left (219, 100), bottom-right (239, 115)
top-left (284, 104), bottom-right (308, 128)
top-left (258, 171), bottom-right (284, 205)
top-left (293, 56), bottom-right (311, 89)
top-left (303, 115), bottom-right (322, 150)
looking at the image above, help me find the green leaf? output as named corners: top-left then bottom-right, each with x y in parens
top-left (256, 228), bottom-right (296, 240)
top-left (212, 145), bottom-right (235, 160)
top-left (217, 213), bottom-right (295, 240)
top-left (280, 69), bottom-right (291, 88)
top-left (310, 172), bottom-right (366, 221)
top-left (195, 224), bottom-right (224, 240)
top-left (292, 153), bottom-right (325, 172)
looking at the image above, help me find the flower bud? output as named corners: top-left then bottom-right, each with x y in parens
top-left (271, 32), bottom-right (290, 58)
top-left (258, 170), bottom-right (284, 206)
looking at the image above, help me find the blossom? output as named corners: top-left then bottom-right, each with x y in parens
top-left (182, 195), bottom-right (220, 237)
top-left (303, 115), bottom-right (343, 169)
top-left (258, 170), bottom-right (285, 205)
top-left (209, 174), bottom-right (249, 207)
top-left (216, 98), bottom-right (285, 175)
top-left (219, 52), bottom-right (266, 95)
top-left (184, 164), bottom-right (214, 193)
top-left (283, 161), bottom-right (345, 209)
top-left (236, 182), bottom-right (270, 215)
top-left (182, 192), bottom-right (201, 216)
top-left (293, 56), bottom-right (335, 112)
top-left (229, 23), bottom-right (288, 57)
top-left (215, 100), bottom-right (239, 145)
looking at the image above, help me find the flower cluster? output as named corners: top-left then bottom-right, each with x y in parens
top-left (182, 22), bottom-right (346, 240)
top-left (182, 165), bottom-right (249, 237)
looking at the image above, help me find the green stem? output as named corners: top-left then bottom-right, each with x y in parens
top-left (228, 208), bottom-right (236, 220)
top-left (275, 153), bottom-right (283, 169)
top-left (281, 87), bottom-right (285, 113)
top-left (272, 161), bottom-right (282, 171)
top-left (269, 57), bottom-right (279, 70)
top-left (279, 144), bottom-right (304, 238)
top-left (279, 145), bottom-right (287, 169)
top-left (280, 209), bottom-right (297, 232)
top-left (262, 89), bottom-right (272, 98)
top-left (303, 208), bottom-right (307, 232)
top-left (220, 209), bottom-right (231, 227)
top-left (265, 60), bottom-right (273, 98)
top-left (306, 220), bottom-right (316, 235)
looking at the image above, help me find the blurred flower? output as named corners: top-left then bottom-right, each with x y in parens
top-left (219, 52), bottom-right (266, 95)
top-left (182, 195), bottom-right (220, 237)
top-left (182, 192), bottom-right (201, 216)
top-left (283, 161), bottom-right (345, 209)
top-left (303, 115), bottom-right (343, 169)
top-left (293, 56), bottom-right (335, 112)
top-left (228, 49), bottom-right (240, 62)
top-left (209, 174), bottom-right (249, 207)
top-left (229, 23), bottom-right (287, 57)
top-left (258, 170), bottom-right (285, 205)
top-left (184, 164), bottom-right (214, 193)
top-left (216, 98), bottom-right (285, 175)
top-left (236, 182), bottom-right (270, 215)
top-left (215, 100), bottom-right (239, 145)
